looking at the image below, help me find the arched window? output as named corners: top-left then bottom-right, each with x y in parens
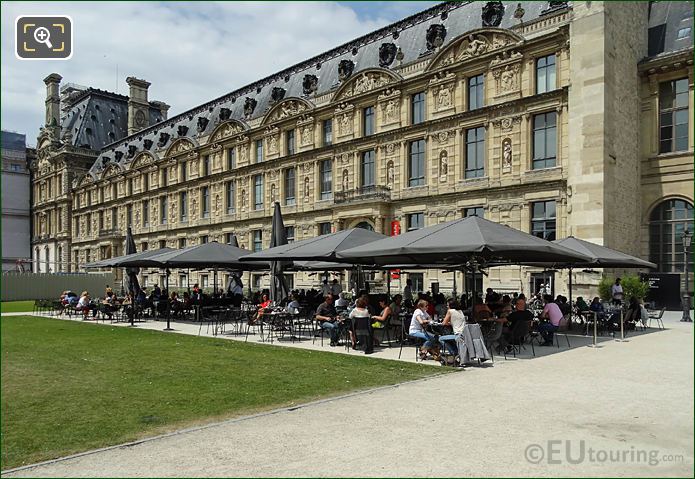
top-left (355, 221), bottom-right (374, 231)
top-left (649, 199), bottom-right (694, 272)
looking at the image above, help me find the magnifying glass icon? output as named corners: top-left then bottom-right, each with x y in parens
top-left (33, 27), bottom-right (53, 49)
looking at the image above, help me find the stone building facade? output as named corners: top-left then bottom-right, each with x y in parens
top-left (30, 1), bottom-right (694, 296)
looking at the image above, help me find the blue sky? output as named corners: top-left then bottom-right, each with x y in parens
top-left (2, 1), bottom-right (437, 144)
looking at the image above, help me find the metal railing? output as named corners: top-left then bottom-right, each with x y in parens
top-left (334, 185), bottom-right (391, 204)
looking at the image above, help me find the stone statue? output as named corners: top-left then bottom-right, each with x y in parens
top-left (270, 183), bottom-right (277, 202)
top-left (267, 135), bottom-right (278, 154)
top-left (339, 113), bottom-right (352, 135)
top-left (342, 169), bottom-right (349, 191)
top-left (464, 35), bottom-right (489, 57)
top-left (304, 177), bottom-right (310, 199)
top-left (439, 151), bottom-right (448, 179)
top-left (301, 125), bottom-right (313, 145)
top-left (501, 65), bottom-right (515, 91)
top-left (214, 194), bottom-right (221, 214)
top-left (503, 139), bottom-right (512, 167)
top-left (386, 161), bottom-right (395, 189)
top-left (382, 99), bottom-right (398, 123)
top-left (241, 190), bottom-right (247, 211)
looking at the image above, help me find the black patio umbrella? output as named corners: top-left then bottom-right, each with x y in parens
top-left (241, 227), bottom-right (388, 262)
top-left (553, 237), bottom-right (656, 269)
top-left (337, 216), bottom-right (593, 266)
top-left (119, 242), bottom-right (268, 270)
top-left (83, 247), bottom-right (174, 269)
top-left (270, 202), bottom-right (290, 304)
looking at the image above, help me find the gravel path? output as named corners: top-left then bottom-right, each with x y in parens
top-left (2, 312), bottom-right (693, 477)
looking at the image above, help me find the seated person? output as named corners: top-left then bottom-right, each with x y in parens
top-left (170, 291), bottom-right (183, 316)
top-left (76, 291), bottom-right (96, 317)
top-left (589, 297), bottom-right (605, 320)
top-left (438, 300), bottom-right (467, 356)
top-left (501, 298), bottom-right (534, 352)
top-left (497, 295), bottom-right (513, 319)
top-left (555, 295), bottom-right (571, 315)
top-left (335, 292), bottom-right (349, 310)
top-left (623, 296), bottom-right (642, 330)
top-left (250, 293), bottom-right (272, 325)
top-left (409, 300), bottom-right (437, 360)
top-left (370, 297), bottom-right (392, 347)
top-left (286, 294), bottom-right (301, 314)
top-left (576, 296), bottom-right (590, 312)
top-left (538, 295), bottom-right (563, 346)
top-left (471, 296), bottom-right (493, 322)
top-left (349, 297), bottom-right (372, 353)
top-left (315, 294), bottom-right (343, 347)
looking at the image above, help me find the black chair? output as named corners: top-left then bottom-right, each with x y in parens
top-left (648, 308), bottom-right (665, 330)
top-left (484, 321), bottom-right (504, 362)
top-left (503, 319), bottom-right (531, 359)
top-left (554, 316), bottom-right (571, 348)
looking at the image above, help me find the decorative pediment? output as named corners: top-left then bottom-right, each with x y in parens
top-left (129, 152), bottom-right (158, 170)
top-left (165, 138), bottom-right (198, 158)
top-left (261, 98), bottom-right (314, 126)
top-left (209, 120), bottom-right (248, 143)
top-left (100, 163), bottom-right (123, 180)
top-left (76, 173), bottom-right (95, 187)
top-left (426, 28), bottom-right (524, 72)
top-left (332, 68), bottom-right (402, 102)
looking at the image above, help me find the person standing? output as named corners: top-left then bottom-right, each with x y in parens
top-left (403, 278), bottom-right (414, 306)
top-left (611, 278), bottom-right (624, 305)
top-left (330, 279), bottom-right (343, 297)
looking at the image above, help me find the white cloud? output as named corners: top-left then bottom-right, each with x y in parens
top-left (1, 1), bottom-right (429, 146)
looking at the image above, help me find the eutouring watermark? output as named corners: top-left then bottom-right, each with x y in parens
top-left (524, 440), bottom-right (684, 467)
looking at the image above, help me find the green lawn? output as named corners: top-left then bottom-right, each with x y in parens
top-left (1, 316), bottom-right (446, 469)
top-left (1, 301), bottom-right (36, 314)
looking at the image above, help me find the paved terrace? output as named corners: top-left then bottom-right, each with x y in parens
top-left (2, 310), bottom-right (693, 477)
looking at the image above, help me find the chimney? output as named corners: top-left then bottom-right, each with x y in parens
top-left (43, 73), bottom-right (62, 128)
top-left (126, 76), bottom-right (151, 135)
top-left (150, 100), bottom-right (170, 121)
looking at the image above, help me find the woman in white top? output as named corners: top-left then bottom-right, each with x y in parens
top-left (611, 278), bottom-right (623, 305)
top-left (438, 299), bottom-right (467, 356)
top-left (409, 299), bottom-right (435, 359)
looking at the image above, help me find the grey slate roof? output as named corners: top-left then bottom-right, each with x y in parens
top-left (88, 0), bottom-right (566, 177)
top-left (648, 1), bottom-right (694, 58)
top-left (60, 89), bottom-right (163, 151)
top-left (1, 131), bottom-right (27, 151)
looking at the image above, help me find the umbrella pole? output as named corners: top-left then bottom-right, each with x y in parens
top-left (453, 270), bottom-right (457, 298)
top-left (164, 270), bottom-right (173, 331)
top-left (568, 266), bottom-right (573, 317)
top-left (387, 271), bottom-right (391, 298)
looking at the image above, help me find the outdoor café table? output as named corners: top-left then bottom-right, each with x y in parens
top-left (263, 310), bottom-right (297, 343)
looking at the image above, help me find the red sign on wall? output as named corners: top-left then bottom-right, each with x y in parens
top-left (390, 220), bottom-right (401, 279)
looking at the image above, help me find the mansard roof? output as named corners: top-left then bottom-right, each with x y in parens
top-left (87, 1), bottom-right (568, 178)
top-left (647, 1), bottom-right (694, 58)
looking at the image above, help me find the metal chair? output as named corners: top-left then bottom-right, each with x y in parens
top-left (554, 315), bottom-right (571, 348)
top-left (648, 308), bottom-right (665, 330)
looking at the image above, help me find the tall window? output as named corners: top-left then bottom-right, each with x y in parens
top-left (659, 78), bottom-right (689, 153)
top-left (127, 178), bottom-right (133, 195)
top-left (286, 129), bottom-right (295, 156)
top-left (142, 173), bottom-right (149, 192)
top-left (161, 168), bottom-right (168, 187)
top-left (98, 210), bottom-right (104, 230)
top-left (319, 222), bottom-right (332, 235)
top-left (225, 181), bottom-right (235, 214)
top-left (649, 199), bottom-right (694, 272)
top-left (256, 139), bottom-right (263, 163)
top-left (180, 191), bottom-right (188, 222)
top-left (142, 200), bottom-right (149, 227)
top-left (225, 233), bottom-right (235, 244)
top-left (112, 183), bottom-right (117, 200)
top-left (201, 186), bottom-right (210, 218)
top-left (468, 74), bottom-right (484, 110)
top-left (411, 91), bottom-right (425, 125)
top-left (465, 126), bottom-right (486, 178)
top-left (323, 119), bottom-right (333, 146)
top-left (407, 213), bottom-right (424, 231)
top-left (531, 200), bottom-right (556, 241)
top-left (319, 160), bottom-right (333, 200)
top-left (111, 208), bottom-right (117, 230)
top-left (252, 230), bottom-right (263, 252)
top-left (536, 54), bottom-right (556, 94)
top-left (160, 196), bottom-right (167, 224)
top-left (254, 174), bottom-right (264, 210)
top-left (408, 139), bottom-right (425, 187)
top-left (363, 106), bottom-right (375, 136)
top-left (178, 238), bottom-right (186, 249)
top-left (361, 150), bottom-right (375, 187)
top-left (200, 235), bottom-right (209, 244)
top-left (227, 147), bottom-right (236, 170)
top-left (285, 226), bottom-right (295, 243)
top-left (285, 168), bottom-right (296, 205)
top-left (533, 112), bottom-right (557, 169)
top-left (202, 155), bottom-right (210, 176)
top-left (464, 206), bottom-right (484, 218)
top-left (180, 162), bottom-right (187, 182)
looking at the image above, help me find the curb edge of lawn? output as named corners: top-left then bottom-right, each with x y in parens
top-left (1, 368), bottom-right (460, 475)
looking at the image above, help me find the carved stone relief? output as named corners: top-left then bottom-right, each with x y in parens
top-left (380, 98), bottom-right (400, 124)
top-left (502, 138), bottom-right (512, 168)
top-left (337, 72), bottom-right (394, 101)
top-left (304, 177), bottom-right (310, 199)
top-left (342, 169), bottom-right (349, 191)
top-left (493, 63), bottom-right (521, 95)
top-left (300, 124), bottom-right (314, 146)
top-left (267, 100), bottom-right (308, 123)
top-left (439, 150), bottom-right (448, 181)
top-left (386, 160), bottom-right (395, 189)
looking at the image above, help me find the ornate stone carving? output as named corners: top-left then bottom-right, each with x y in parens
top-left (212, 122), bottom-right (244, 142)
top-left (157, 132), bottom-right (170, 148)
top-left (482, 1), bottom-right (505, 27)
top-left (439, 151), bottom-right (448, 181)
top-left (244, 97), bottom-right (257, 117)
top-left (426, 24), bottom-right (447, 51)
top-left (338, 153), bottom-right (351, 165)
top-left (267, 100), bottom-right (308, 123)
top-left (190, 197), bottom-right (198, 217)
top-left (214, 194), bottom-right (221, 215)
top-left (177, 125), bottom-right (189, 137)
top-left (435, 83), bottom-right (454, 111)
top-left (379, 43), bottom-right (397, 67)
top-left (219, 108), bottom-right (232, 121)
top-left (300, 124), bottom-right (314, 146)
top-left (384, 143), bottom-right (397, 155)
top-left (169, 139), bottom-right (194, 156)
top-left (380, 98), bottom-right (400, 124)
top-left (386, 160), bottom-right (395, 189)
top-left (270, 183), bottom-right (277, 203)
top-left (302, 74), bottom-right (318, 95)
top-left (334, 104), bottom-right (355, 137)
top-left (338, 60), bottom-right (354, 81)
top-left (143, 139), bottom-right (153, 150)
top-left (490, 50), bottom-right (523, 66)
top-left (239, 143), bottom-right (249, 163)
top-left (240, 190), bottom-right (247, 211)
top-left (493, 115), bottom-right (522, 131)
top-left (502, 138), bottom-right (512, 168)
top-left (337, 72), bottom-right (394, 100)
top-left (493, 63), bottom-right (520, 94)
top-left (265, 128), bottom-right (279, 155)
top-left (436, 131), bottom-right (450, 143)
top-left (126, 145), bottom-right (137, 159)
